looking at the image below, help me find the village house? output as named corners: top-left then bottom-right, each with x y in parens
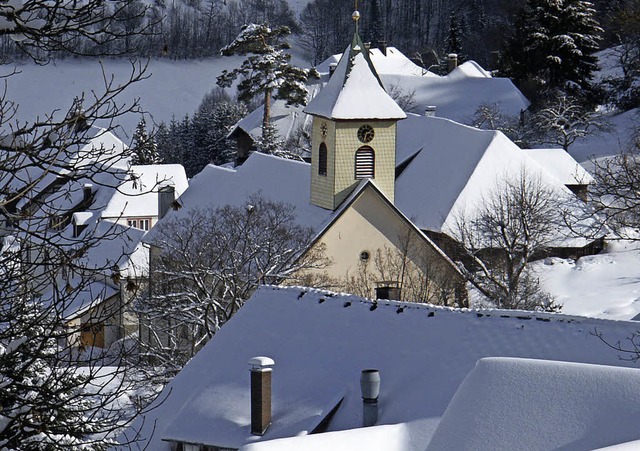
top-left (1, 127), bottom-right (188, 351)
top-left (120, 285), bottom-right (640, 451)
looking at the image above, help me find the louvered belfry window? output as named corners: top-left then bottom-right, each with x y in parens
top-left (355, 146), bottom-right (375, 179)
top-left (318, 142), bottom-right (328, 176)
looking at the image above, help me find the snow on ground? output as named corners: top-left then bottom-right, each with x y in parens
top-left (570, 107), bottom-right (638, 162)
top-left (2, 49), bottom-right (310, 141)
top-left (533, 243), bottom-right (640, 321)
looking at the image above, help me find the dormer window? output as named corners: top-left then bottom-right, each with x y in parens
top-left (318, 142), bottom-right (328, 176)
top-left (355, 146), bottom-right (375, 179)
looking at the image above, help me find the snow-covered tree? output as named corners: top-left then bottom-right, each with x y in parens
top-left (529, 93), bottom-right (611, 151)
top-left (0, 1), bottom-right (153, 447)
top-left (446, 12), bottom-right (465, 57)
top-left (131, 117), bottom-right (160, 165)
top-left (217, 23), bottom-right (318, 144)
top-left (501, 0), bottom-right (603, 100)
top-left (453, 170), bottom-right (562, 311)
top-left (137, 195), bottom-right (329, 380)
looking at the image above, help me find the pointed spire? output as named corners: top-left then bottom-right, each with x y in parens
top-left (304, 32), bottom-right (405, 120)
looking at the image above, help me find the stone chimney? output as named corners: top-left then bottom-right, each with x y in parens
top-left (158, 182), bottom-right (175, 221)
top-left (447, 53), bottom-right (458, 73)
top-left (249, 356), bottom-right (275, 436)
top-left (83, 183), bottom-right (93, 203)
top-left (361, 369), bottom-right (380, 427)
top-left (424, 106), bottom-right (437, 117)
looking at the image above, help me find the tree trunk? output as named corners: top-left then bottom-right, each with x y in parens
top-left (262, 88), bottom-right (271, 136)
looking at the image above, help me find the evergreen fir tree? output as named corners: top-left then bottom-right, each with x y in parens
top-left (131, 117), bottom-right (160, 165)
top-left (501, 0), bottom-right (603, 100)
top-left (217, 23), bottom-right (318, 143)
top-left (254, 123), bottom-right (285, 156)
top-left (446, 12), bottom-right (464, 56)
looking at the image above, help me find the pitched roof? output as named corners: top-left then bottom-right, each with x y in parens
top-left (426, 357), bottom-right (640, 451)
top-left (101, 164), bottom-right (188, 219)
top-left (122, 286), bottom-right (640, 450)
top-left (522, 148), bottom-right (594, 185)
top-left (394, 115), bottom-right (598, 246)
top-left (313, 48), bottom-right (528, 122)
top-left (304, 34), bottom-right (406, 121)
top-left (143, 153), bottom-right (334, 247)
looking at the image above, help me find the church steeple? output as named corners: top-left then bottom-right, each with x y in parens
top-left (304, 14), bottom-right (406, 211)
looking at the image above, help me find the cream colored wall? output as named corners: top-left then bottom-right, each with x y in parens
top-left (309, 117), bottom-right (397, 210)
top-left (300, 187), bottom-right (462, 304)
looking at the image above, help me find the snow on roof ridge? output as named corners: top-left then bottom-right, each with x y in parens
top-left (240, 150), bottom-right (311, 169)
top-left (261, 285), bottom-right (635, 326)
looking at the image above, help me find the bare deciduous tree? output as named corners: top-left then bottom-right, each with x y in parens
top-left (137, 195), bottom-right (330, 381)
top-left (343, 226), bottom-right (466, 307)
top-left (0, 1), bottom-right (158, 447)
top-left (453, 170), bottom-right (562, 311)
top-left (530, 94), bottom-right (611, 151)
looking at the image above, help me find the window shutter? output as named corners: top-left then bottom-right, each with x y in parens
top-left (355, 146), bottom-right (375, 179)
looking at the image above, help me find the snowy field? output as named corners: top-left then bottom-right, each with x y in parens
top-left (534, 243), bottom-right (640, 321)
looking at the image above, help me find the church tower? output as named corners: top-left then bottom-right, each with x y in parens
top-left (303, 14), bottom-right (406, 211)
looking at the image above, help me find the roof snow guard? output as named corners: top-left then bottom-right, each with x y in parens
top-left (304, 33), bottom-right (406, 121)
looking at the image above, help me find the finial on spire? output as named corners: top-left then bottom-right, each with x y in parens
top-left (352, 0), bottom-right (360, 34)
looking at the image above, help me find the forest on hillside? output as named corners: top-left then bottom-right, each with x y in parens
top-left (0, 0), bottom-right (632, 69)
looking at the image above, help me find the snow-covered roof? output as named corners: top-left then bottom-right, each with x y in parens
top-left (239, 422), bottom-right (423, 451)
top-left (316, 46), bottom-right (431, 78)
top-left (231, 85), bottom-right (320, 142)
top-left (101, 164), bottom-right (188, 219)
top-left (313, 48), bottom-right (528, 122)
top-left (304, 35), bottom-right (406, 121)
top-left (51, 279), bottom-right (119, 321)
top-left (426, 357), bottom-right (640, 451)
top-left (395, 115), bottom-right (595, 246)
top-left (143, 152), bottom-right (335, 245)
top-left (522, 148), bottom-right (594, 185)
top-left (122, 285), bottom-right (640, 450)
top-left (157, 115), bottom-right (598, 251)
top-left (78, 219), bottom-right (148, 276)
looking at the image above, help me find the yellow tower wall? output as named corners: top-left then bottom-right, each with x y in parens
top-left (310, 116), bottom-right (397, 210)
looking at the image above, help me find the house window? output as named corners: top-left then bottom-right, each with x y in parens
top-left (355, 146), bottom-right (375, 179)
top-left (318, 142), bottom-right (328, 176)
top-left (127, 218), bottom-right (151, 231)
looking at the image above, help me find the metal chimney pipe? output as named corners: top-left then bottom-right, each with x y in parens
top-left (249, 356), bottom-right (275, 436)
top-left (361, 369), bottom-right (380, 427)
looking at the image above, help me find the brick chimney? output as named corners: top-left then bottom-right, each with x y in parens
top-left (447, 53), bottom-right (458, 73)
top-left (249, 356), bottom-right (275, 436)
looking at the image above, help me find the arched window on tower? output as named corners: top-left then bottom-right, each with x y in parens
top-left (355, 146), bottom-right (375, 179)
top-left (318, 142), bottom-right (327, 176)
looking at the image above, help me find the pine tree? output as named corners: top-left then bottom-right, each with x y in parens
top-left (446, 12), bottom-right (464, 56)
top-left (131, 117), bottom-right (160, 165)
top-left (501, 0), bottom-right (603, 100)
top-left (217, 23), bottom-right (318, 143)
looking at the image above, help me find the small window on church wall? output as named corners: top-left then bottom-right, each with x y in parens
top-left (355, 146), bottom-right (375, 179)
top-left (318, 142), bottom-right (327, 176)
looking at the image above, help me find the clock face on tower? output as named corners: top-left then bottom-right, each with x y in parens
top-left (357, 124), bottom-right (375, 143)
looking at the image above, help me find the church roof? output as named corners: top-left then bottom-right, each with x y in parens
top-left (304, 34), bottom-right (406, 121)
